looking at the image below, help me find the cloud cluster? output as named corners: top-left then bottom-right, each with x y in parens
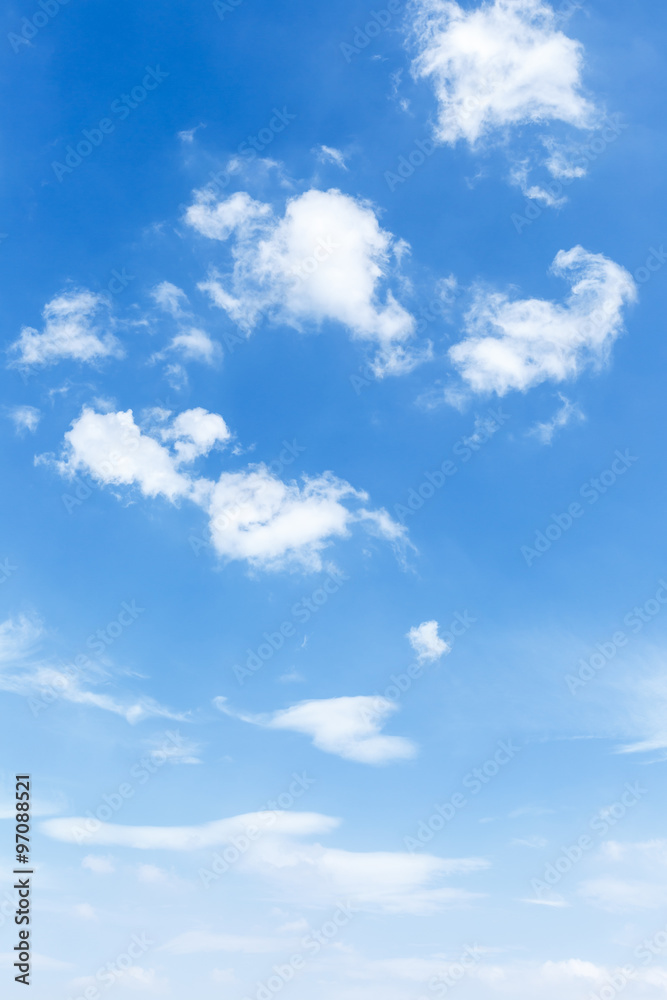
top-left (51, 405), bottom-right (408, 572)
top-left (410, 0), bottom-right (596, 147)
top-left (215, 695), bottom-right (417, 764)
top-left (186, 187), bottom-right (421, 375)
top-left (8, 289), bottom-right (123, 367)
top-left (449, 246), bottom-right (637, 395)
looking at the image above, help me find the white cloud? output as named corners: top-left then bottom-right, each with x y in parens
top-left (186, 190), bottom-right (272, 240)
top-left (42, 810), bottom-right (487, 914)
top-left (51, 406), bottom-right (408, 572)
top-left (579, 877), bottom-right (667, 913)
top-left (82, 855), bottom-right (115, 874)
top-left (316, 145), bottom-right (349, 169)
top-left (137, 864), bottom-right (170, 884)
top-left (0, 614), bottom-right (182, 725)
top-left (215, 695), bottom-right (417, 764)
top-left (529, 393), bottom-right (585, 443)
top-left (67, 966), bottom-right (165, 995)
top-left (55, 407), bottom-right (193, 500)
top-left (150, 282), bottom-right (222, 367)
top-left (159, 406), bottom-right (231, 463)
top-left (240, 838), bottom-right (487, 915)
top-left (144, 732), bottom-right (202, 765)
top-left (407, 620), bottom-right (451, 662)
top-left (43, 810), bottom-right (339, 850)
top-left (8, 405), bottom-right (41, 434)
top-left (168, 327), bottom-right (221, 364)
top-left (0, 614), bottom-right (42, 663)
top-left (162, 932), bottom-right (281, 955)
top-left (578, 840), bottom-right (667, 914)
top-left (512, 835), bottom-right (549, 848)
top-left (9, 290), bottom-right (123, 367)
top-left (410, 0), bottom-right (596, 147)
top-left (187, 187), bottom-right (420, 375)
top-left (449, 246), bottom-right (637, 396)
top-left (151, 280), bottom-right (188, 317)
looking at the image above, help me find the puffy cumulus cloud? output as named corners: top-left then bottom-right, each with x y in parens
top-left (407, 620), bottom-right (451, 662)
top-left (206, 468), bottom-right (402, 572)
top-left (42, 810), bottom-right (486, 914)
top-left (167, 326), bottom-right (221, 364)
top-left (449, 247), bottom-right (637, 396)
top-left (215, 695), bottom-right (417, 764)
top-left (185, 190), bottom-right (272, 241)
top-left (410, 0), bottom-right (596, 147)
top-left (55, 407), bottom-right (193, 501)
top-left (159, 407), bottom-right (231, 463)
top-left (51, 406), bottom-right (408, 572)
top-left (8, 289), bottom-right (123, 367)
top-left (186, 187), bottom-right (420, 375)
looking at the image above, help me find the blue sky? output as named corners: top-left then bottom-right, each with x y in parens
top-left (2, 0), bottom-right (667, 997)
